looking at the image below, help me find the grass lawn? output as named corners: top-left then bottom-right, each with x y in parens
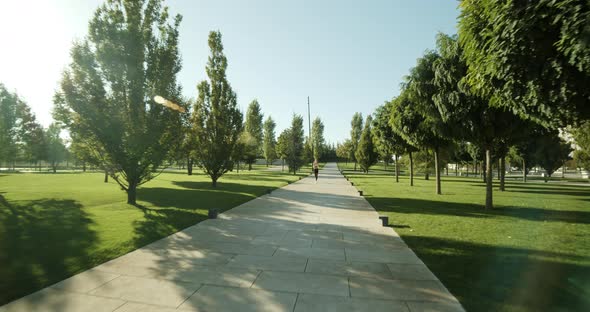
top-left (339, 162), bottom-right (590, 312)
top-left (0, 165), bottom-right (307, 305)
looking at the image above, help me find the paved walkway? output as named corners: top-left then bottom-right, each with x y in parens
top-left (1, 163), bottom-right (463, 312)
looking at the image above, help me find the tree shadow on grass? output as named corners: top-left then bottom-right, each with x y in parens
top-left (366, 196), bottom-right (590, 224)
top-left (404, 235), bottom-right (590, 312)
top-left (0, 195), bottom-right (97, 305)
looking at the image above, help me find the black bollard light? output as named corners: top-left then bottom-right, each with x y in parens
top-left (208, 209), bottom-right (218, 219)
top-left (379, 216), bottom-right (389, 226)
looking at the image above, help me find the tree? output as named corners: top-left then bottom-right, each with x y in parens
top-left (355, 115), bottom-right (378, 173)
top-left (238, 131), bottom-right (258, 171)
top-left (191, 31), bottom-right (243, 187)
top-left (458, 0), bottom-right (590, 126)
top-left (572, 121), bottom-right (590, 170)
top-left (534, 131), bottom-right (572, 181)
top-left (263, 116), bottom-right (277, 166)
top-left (389, 94), bottom-right (421, 186)
top-left (244, 100), bottom-right (264, 155)
top-left (350, 112), bottom-right (363, 171)
top-left (285, 114), bottom-right (305, 174)
top-left (430, 33), bottom-right (524, 209)
top-left (406, 49), bottom-right (454, 195)
top-left (45, 123), bottom-right (67, 173)
top-left (276, 129), bottom-right (290, 171)
top-left (311, 117), bottom-right (325, 160)
top-left (0, 84), bottom-right (19, 169)
top-left (55, 0), bottom-right (184, 204)
top-left (372, 105), bottom-right (394, 170)
top-left (336, 140), bottom-right (353, 164)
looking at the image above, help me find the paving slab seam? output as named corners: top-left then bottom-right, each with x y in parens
top-left (175, 284), bottom-right (203, 309)
top-left (291, 293), bottom-right (300, 312)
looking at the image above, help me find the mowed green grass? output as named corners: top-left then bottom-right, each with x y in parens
top-left (0, 165), bottom-right (306, 305)
top-left (338, 163), bottom-right (590, 312)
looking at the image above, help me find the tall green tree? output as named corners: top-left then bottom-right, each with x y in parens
top-left (350, 112), bottom-right (363, 171)
top-left (286, 114), bottom-right (305, 174)
top-left (336, 139), bottom-right (353, 164)
top-left (389, 94), bottom-right (421, 186)
top-left (572, 121), bottom-right (590, 170)
top-left (0, 84), bottom-right (19, 168)
top-left (355, 115), bottom-right (378, 173)
top-left (534, 131), bottom-right (572, 181)
top-left (431, 33), bottom-right (524, 208)
top-left (45, 123), bottom-right (67, 173)
top-left (236, 131), bottom-right (258, 171)
top-left (263, 116), bottom-right (277, 166)
top-left (276, 129), bottom-right (290, 172)
top-left (192, 31), bottom-right (243, 186)
top-left (55, 0), bottom-right (184, 204)
top-left (406, 50), bottom-right (453, 195)
top-left (311, 117), bottom-right (325, 160)
top-left (245, 99), bottom-right (264, 152)
top-left (458, 0), bottom-right (590, 126)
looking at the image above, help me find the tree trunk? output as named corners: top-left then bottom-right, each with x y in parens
top-left (562, 161), bottom-right (566, 178)
top-left (237, 161), bottom-right (240, 173)
top-left (482, 161), bottom-right (486, 183)
top-left (52, 163), bottom-right (57, 173)
top-left (455, 162), bottom-right (458, 176)
top-left (127, 183), bottom-right (137, 205)
top-left (187, 157), bottom-right (193, 175)
top-left (500, 157), bottom-right (505, 191)
top-left (445, 164), bottom-right (448, 176)
top-left (212, 177), bottom-right (218, 187)
top-left (474, 160), bottom-right (477, 175)
top-left (497, 159), bottom-right (501, 180)
top-left (434, 148), bottom-right (441, 195)
top-left (395, 155), bottom-right (399, 183)
top-left (83, 163), bottom-right (87, 172)
top-left (281, 159), bottom-right (284, 172)
top-left (248, 163), bottom-right (252, 171)
top-left (354, 162), bottom-right (357, 171)
top-left (485, 148), bottom-right (493, 210)
top-left (104, 170), bottom-right (109, 183)
top-left (523, 159), bottom-right (527, 183)
top-left (409, 152), bottom-right (414, 186)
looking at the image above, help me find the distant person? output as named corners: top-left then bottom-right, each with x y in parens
top-left (313, 159), bottom-right (319, 182)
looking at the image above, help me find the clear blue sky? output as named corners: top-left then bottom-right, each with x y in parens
top-left (0, 0), bottom-right (459, 144)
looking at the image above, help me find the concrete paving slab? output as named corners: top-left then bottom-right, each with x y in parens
top-left (387, 264), bottom-right (439, 280)
top-left (114, 302), bottom-right (193, 312)
top-left (252, 271), bottom-right (349, 296)
top-left (294, 293), bottom-right (409, 312)
top-left (0, 288), bottom-right (125, 312)
top-left (345, 247), bottom-right (423, 264)
top-left (350, 277), bottom-right (459, 303)
top-left (227, 254), bottom-right (308, 272)
top-left (164, 266), bottom-right (260, 287)
top-left (406, 301), bottom-right (466, 312)
top-left (305, 259), bottom-right (393, 279)
top-left (274, 246), bottom-right (346, 261)
top-left (89, 276), bottom-right (201, 307)
top-left (50, 270), bottom-right (120, 293)
top-left (180, 285), bottom-right (297, 312)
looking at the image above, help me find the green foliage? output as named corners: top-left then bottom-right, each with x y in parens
top-left (263, 116), bottom-right (277, 166)
top-left (572, 122), bottom-right (590, 170)
top-left (336, 139), bottom-right (354, 162)
top-left (276, 129), bottom-right (290, 161)
top-left (191, 31), bottom-right (243, 186)
top-left (44, 123), bottom-right (67, 173)
top-left (285, 114), bottom-right (305, 174)
top-left (311, 117), bottom-right (325, 160)
top-left (458, 0), bottom-right (590, 126)
top-left (0, 84), bottom-right (18, 165)
top-left (350, 112), bottom-right (363, 167)
top-left (355, 115), bottom-right (378, 173)
top-left (237, 131), bottom-right (258, 170)
top-left (55, 0), bottom-right (184, 204)
top-left (245, 99), bottom-right (264, 156)
top-left (533, 131), bottom-right (572, 178)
